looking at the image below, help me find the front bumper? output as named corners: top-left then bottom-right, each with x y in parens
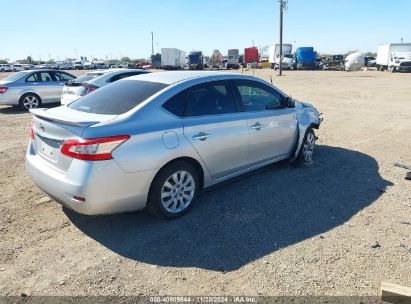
top-left (26, 142), bottom-right (156, 215)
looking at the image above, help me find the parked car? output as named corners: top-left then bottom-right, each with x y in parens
top-left (83, 62), bottom-right (96, 70)
top-left (12, 64), bottom-right (24, 72)
top-left (364, 56), bottom-right (376, 67)
top-left (61, 69), bottom-right (149, 105)
top-left (26, 71), bottom-right (322, 218)
top-left (0, 70), bottom-right (76, 110)
top-left (74, 61), bottom-right (84, 70)
top-left (0, 64), bottom-right (12, 72)
top-left (58, 63), bottom-right (70, 70)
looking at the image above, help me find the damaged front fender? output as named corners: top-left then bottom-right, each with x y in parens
top-left (290, 101), bottom-right (322, 161)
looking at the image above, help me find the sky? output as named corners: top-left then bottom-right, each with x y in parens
top-left (1, 0), bottom-right (410, 61)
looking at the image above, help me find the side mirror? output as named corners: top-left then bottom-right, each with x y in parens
top-left (286, 96), bottom-right (295, 108)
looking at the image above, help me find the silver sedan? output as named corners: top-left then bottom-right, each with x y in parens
top-left (26, 71), bottom-right (322, 218)
top-left (0, 70), bottom-right (76, 110)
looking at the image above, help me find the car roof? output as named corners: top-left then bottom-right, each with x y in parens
top-left (24, 69), bottom-right (72, 73)
top-left (98, 68), bottom-right (149, 75)
top-left (125, 71), bottom-right (249, 85)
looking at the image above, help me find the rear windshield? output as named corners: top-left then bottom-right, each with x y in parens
top-left (70, 73), bottom-right (104, 84)
top-left (3, 72), bottom-right (28, 82)
top-left (68, 80), bottom-right (168, 115)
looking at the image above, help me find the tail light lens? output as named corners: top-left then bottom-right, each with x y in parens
top-left (0, 86), bottom-right (8, 95)
top-left (61, 135), bottom-right (130, 161)
top-left (80, 84), bottom-right (98, 96)
top-left (29, 121), bottom-right (35, 140)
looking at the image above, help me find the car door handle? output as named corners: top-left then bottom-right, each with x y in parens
top-left (250, 122), bottom-right (263, 130)
top-left (193, 132), bottom-right (210, 141)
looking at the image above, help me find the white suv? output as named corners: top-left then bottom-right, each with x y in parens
top-left (12, 64), bottom-right (24, 72)
top-left (0, 64), bottom-right (12, 72)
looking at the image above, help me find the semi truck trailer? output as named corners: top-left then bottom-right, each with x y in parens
top-left (161, 48), bottom-right (186, 70)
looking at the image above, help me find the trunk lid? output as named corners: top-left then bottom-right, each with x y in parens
top-left (30, 107), bottom-right (117, 172)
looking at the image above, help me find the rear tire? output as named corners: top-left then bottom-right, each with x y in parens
top-left (19, 93), bottom-right (41, 111)
top-left (147, 161), bottom-right (200, 219)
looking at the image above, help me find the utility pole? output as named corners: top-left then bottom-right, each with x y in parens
top-left (151, 31), bottom-right (154, 56)
top-left (278, 0), bottom-right (287, 76)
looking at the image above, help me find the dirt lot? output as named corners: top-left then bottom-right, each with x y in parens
top-left (0, 69), bottom-right (410, 297)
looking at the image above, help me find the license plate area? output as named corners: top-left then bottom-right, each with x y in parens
top-left (37, 135), bottom-right (63, 163)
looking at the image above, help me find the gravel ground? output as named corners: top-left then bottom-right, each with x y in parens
top-left (0, 69), bottom-right (410, 297)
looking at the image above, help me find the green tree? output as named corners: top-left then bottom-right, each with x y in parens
top-left (121, 56), bottom-right (131, 63)
top-left (27, 56), bottom-right (33, 63)
top-left (0, 59), bottom-right (7, 64)
top-left (365, 52), bottom-right (377, 57)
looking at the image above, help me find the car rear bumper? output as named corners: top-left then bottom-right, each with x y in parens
top-left (26, 142), bottom-right (155, 215)
top-left (0, 94), bottom-right (19, 106)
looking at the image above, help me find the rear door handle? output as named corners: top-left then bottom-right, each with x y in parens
top-left (250, 122), bottom-right (262, 130)
top-left (193, 132), bottom-right (210, 141)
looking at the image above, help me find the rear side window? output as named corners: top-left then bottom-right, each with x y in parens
top-left (53, 72), bottom-right (75, 82)
top-left (185, 83), bottom-right (237, 117)
top-left (68, 80), bottom-right (168, 115)
top-left (162, 91), bottom-right (186, 117)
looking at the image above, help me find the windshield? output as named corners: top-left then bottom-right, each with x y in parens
top-left (69, 72), bottom-right (105, 83)
top-left (68, 80), bottom-right (168, 115)
top-left (3, 71), bottom-right (28, 82)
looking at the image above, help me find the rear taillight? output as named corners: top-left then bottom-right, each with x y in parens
top-left (80, 84), bottom-right (98, 96)
top-left (61, 135), bottom-right (130, 161)
top-left (0, 86), bottom-right (8, 95)
top-left (29, 121), bottom-right (35, 140)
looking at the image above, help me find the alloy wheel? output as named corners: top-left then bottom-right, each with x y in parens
top-left (22, 95), bottom-right (40, 109)
top-left (303, 132), bottom-right (316, 162)
top-left (161, 170), bottom-right (195, 213)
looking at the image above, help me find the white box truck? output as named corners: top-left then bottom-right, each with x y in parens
top-left (269, 44), bottom-right (293, 70)
top-left (161, 48), bottom-right (186, 70)
top-left (376, 43), bottom-right (411, 72)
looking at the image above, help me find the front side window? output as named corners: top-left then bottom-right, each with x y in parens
top-left (235, 81), bottom-right (285, 112)
top-left (185, 83), bottom-right (237, 117)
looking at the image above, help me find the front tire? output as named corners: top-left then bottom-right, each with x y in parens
top-left (19, 93), bottom-right (41, 111)
top-left (147, 161), bottom-right (200, 218)
top-left (297, 128), bottom-right (317, 164)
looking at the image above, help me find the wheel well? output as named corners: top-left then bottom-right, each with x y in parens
top-left (20, 92), bottom-right (42, 104)
top-left (157, 157), bottom-right (205, 190)
top-left (310, 123), bottom-right (320, 130)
